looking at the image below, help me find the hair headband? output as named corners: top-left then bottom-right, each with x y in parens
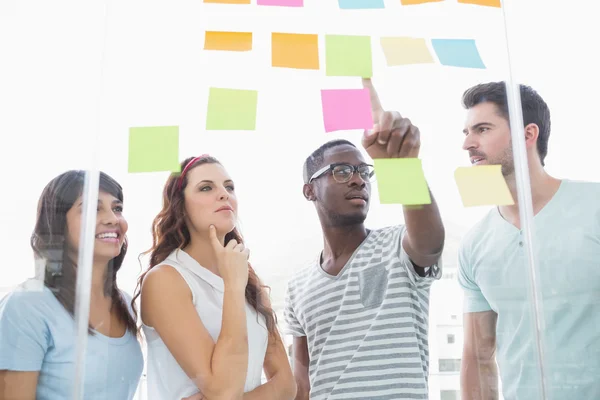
top-left (177, 154), bottom-right (210, 190)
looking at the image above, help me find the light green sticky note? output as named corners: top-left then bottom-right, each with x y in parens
top-left (206, 88), bottom-right (258, 130)
top-left (374, 158), bottom-right (431, 205)
top-left (128, 126), bottom-right (180, 173)
top-left (325, 35), bottom-right (373, 77)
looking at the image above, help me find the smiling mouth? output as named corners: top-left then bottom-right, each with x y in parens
top-left (471, 157), bottom-right (485, 165)
top-left (96, 232), bottom-right (118, 239)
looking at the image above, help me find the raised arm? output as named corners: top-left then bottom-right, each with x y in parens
top-left (461, 310), bottom-right (499, 400)
top-left (291, 336), bottom-right (310, 400)
top-left (141, 226), bottom-right (251, 399)
top-left (361, 78), bottom-right (444, 268)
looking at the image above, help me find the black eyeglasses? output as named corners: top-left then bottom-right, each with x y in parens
top-left (309, 163), bottom-right (375, 184)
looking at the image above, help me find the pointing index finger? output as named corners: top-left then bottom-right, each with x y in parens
top-left (362, 78), bottom-right (384, 121)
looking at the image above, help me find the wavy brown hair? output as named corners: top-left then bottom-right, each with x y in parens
top-left (132, 156), bottom-right (278, 337)
top-left (31, 170), bottom-right (137, 335)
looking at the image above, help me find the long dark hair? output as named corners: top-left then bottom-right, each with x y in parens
top-left (30, 170), bottom-right (137, 335)
top-left (131, 156), bottom-right (278, 338)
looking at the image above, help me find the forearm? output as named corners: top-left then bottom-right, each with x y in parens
top-left (402, 188), bottom-right (445, 265)
top-left (242, 373), bottom-right (296, 400)
top-left (210, 287), bottom-right (249, 397)
top-left (293, 383), bottom-right (310, 400)
top-left (461, 357), bottom-right (499, 400)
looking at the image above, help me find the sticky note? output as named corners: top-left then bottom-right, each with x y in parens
top-left (454, 165), bottom-right (514, 207)
top-left (206, 88), bottom-right (258, 130)
top-left (431, 39), bottom-right (486, 69)
top-left (380, 37), bottom-right (435, 66)
top-left (128, 126), bottom-right (180, 173)
top-left (321, 89), bottom-right (373, 133)
top-left (204, 31), bottom-right (252, 52)
top-left (338, 0), bottom-right (385, 9)
top-left (272, 33), bottom-right (319, 70)
top-left (325, 35), bottom-right (372, 78)
top-left (400, 0), bottom-right (443, 5)
top-left (204, 0), bottom-right (250, 4)
top-left (258, 0), bottom-right (303, 6)
top-left (458, 0), bottom-right (501, 7)
top-left (374, 159), bottom-right (431, 205)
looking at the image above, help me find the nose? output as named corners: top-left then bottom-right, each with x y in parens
top-left (217, 186), bottom-right (229, 201)
top-left (99, 208), bottom-right (119, 226)
top-left (462, 133), bottom-right (477, 151)
top-left (348, 170), bottom-right (367, 188)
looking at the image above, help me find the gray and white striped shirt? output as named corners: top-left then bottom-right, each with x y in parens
top-left (284, 225), bottom-right (441, 399)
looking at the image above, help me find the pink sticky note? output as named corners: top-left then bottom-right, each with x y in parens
top-left (321, 88), bottom-right (374, 133)
top-left (257, 0), bottom-right (303, 6)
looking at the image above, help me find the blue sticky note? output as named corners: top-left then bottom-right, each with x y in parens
top-left (431, 39), bottom-right (486, 69)
top-left (338, 0), bottom-right (385, 9)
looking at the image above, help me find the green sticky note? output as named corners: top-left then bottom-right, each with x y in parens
top-left (128, 126), bottom-right (180, 173)
top-left (374, 158), bottom-right (431, 205)
top-left (325, 35), bottom-right (373, 77)
top-left (206, 88), bottom-right (258, 130)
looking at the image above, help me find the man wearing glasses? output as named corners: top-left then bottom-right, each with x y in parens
top-left (284, 79), bottom-right (445, 400)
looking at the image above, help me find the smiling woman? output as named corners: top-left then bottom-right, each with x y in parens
top-left (0, 170), bottom-right (144, 400)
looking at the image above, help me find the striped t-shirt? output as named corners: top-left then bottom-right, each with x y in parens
top-left (284, 225), bottom-right (441, 400)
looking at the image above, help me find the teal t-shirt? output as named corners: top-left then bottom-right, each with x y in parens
top-left (458, 179), bottom-right (600, 400)
top-left (0, 280), bottom-right (144, 400)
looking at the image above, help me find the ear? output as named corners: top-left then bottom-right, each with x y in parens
top-left (303, 183), bottom-right (316, 201)
top-left (524, 123), bottom-right (539, 150)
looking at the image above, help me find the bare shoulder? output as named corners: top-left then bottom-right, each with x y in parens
top-left (140, 264), bottom-right (193, 325)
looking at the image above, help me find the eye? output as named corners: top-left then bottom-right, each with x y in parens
top-left (226, 185), bottom-right (235, 192)
top-left (479, 127), bottom-right (490, 133)
top-left (113, 205), bottom-right (123, 213)
top-left (200, 185), bottom-right (212, 192)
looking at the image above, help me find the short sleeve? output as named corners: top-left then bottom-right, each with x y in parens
top-left (0, 291), bottom-right (50, 371)
top-left (283, 280), bottom-right (305, 337)
top-left (457, 242), bottom-right (492, 313)
top-left (396, 225), bottom-right (442, 286)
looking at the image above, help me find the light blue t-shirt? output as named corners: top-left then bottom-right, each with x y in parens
top-left (0, 280), bottom-right (144, 400)
top-left (458, 179), bottom-right (600, 400)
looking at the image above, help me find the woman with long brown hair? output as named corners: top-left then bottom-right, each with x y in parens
top-left (0, 170), bottom-right (143, 399)
top-left (133, 155), bottom-right (296, 400)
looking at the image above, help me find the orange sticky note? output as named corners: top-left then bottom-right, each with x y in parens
top-left (204, 0), bottom-right (250, 3)
top-left (272, 33), bottom-right (319, 70)
top-left (458, 0), bottom-right (501, 7)
top-left (204, 31), bottom-right (252, 52)
top-left (400, 0), bottom-right (442, 4)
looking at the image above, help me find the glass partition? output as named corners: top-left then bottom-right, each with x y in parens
top-left (1, 1), bottom-right (599, 399)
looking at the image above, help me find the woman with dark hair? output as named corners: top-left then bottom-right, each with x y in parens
top-left (133, 155), bottom-right (296, 400)
top-left (0, 170), bottom-right (143, 399)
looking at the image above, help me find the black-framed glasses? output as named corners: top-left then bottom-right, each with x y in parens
top-left (309, 163), bottom-right (375, 184)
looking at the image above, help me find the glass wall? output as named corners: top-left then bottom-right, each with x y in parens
top-left (1, 1), bottom-right (599, 399)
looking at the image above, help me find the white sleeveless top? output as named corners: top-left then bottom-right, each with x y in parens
top-left (142, 249), bottom-right (268, 400)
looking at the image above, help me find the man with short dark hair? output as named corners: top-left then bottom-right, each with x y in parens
top-left (458, 82), bottom-right (600, 399)
top-left (284, 79), bottom-right (445, 400)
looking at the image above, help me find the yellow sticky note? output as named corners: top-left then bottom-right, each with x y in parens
top-left (204, 0), bottom-right (250, 3)
top-left (380, 37), bottom-right (434, 66)
top-left (374, 159), bottom-right (431, 205)
top-left (458, 0), bottom-right (501, 7)
top-left (400, 0), bottom-right (443, 5)
top-left (454, 165), bottom-right (514, 207)
top-left (272, 33), bottom-right (319, 70)
top-left (204, 31), bottom-right (252, 52)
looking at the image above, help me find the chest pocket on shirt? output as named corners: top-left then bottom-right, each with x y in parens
top-left (358, 266), bottom-right (388, 308)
